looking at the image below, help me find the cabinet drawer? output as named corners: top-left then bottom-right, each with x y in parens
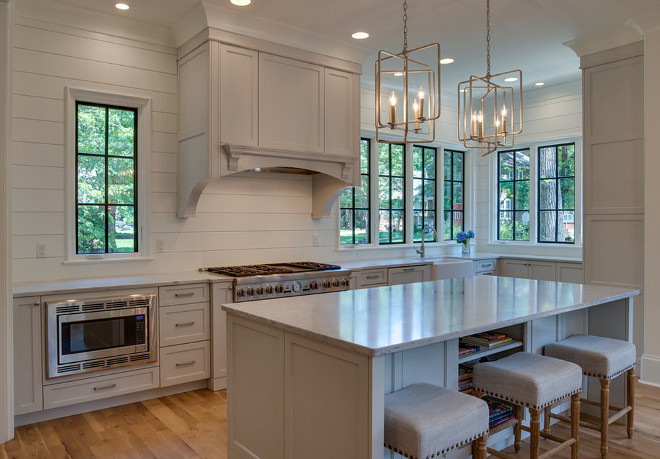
top-left (160, 302), bottom-right (210, 347)
top-left (160, 341), bottom-right (211, 387)
top-left (475, 259), bottom-right (496, 274)
top-left (357, 269), bottom-right (388, 288)
top-left (159, 283), bottom-right (209, 306)
top-left (43, 367), bottom-right (159, 410)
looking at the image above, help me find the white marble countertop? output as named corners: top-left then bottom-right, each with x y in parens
top-left (222, 276), bottom-right (637, 357)
top-left (446, 252), bottom-right (582, 262)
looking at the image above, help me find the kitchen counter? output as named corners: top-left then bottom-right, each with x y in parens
top-left (451, 251), bottom-right (582, 263)
top-left (223, 276), bottom-right (635, 458)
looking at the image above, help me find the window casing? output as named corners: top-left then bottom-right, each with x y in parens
top-left (65, 87), bottom-right (151, 262)
top-left (498, 149), bottom-right (531, 241)
top-left (339, 139), bottom-right (370, 245)
top-left (412, 146), bottom-right (437, 242)
top-left (378, 143), bottom-right (406, 244)
top-left (443, 150), bottom-right (464, 240)
top-left (538, 143), bottom-right (575, 243)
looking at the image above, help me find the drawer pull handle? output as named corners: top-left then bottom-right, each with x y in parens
top-left (176, 360), bottom-right (196, 367)
top-left (365, 275), bottom-right (380, 279)
top-left (93, 383), bottom-right (117, 391)
top-left (402, 267), bottom-right (415, 272)
top-left (174, 292), bottom-right (195, 298)
top-left (175, 321), bottom-right (195, 328)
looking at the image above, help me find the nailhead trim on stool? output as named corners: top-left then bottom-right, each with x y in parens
top-left (384, 383), bottom-right (489, 459)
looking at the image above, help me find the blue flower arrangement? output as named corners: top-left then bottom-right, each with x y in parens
top-left (456, 230), bottom-right (475, 246)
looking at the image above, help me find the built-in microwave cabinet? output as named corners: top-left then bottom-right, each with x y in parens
top-left (13, 296), bottom-right (43, 416)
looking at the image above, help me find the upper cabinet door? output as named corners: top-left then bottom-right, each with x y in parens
top-left (220, 44), bottom-right (259, 147)
top-left (259, 53), bottom-right (324, 153)
top-left (325, 68), bottom-right (356, 157)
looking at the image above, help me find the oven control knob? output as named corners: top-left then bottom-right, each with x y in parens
top-left (323, 280), bottom-right (331, 288)
top-left (256, 286), bottom-right (263, 295)
top-left (275, 284), bottom-right (284, 293)
top-left (246, 287), bottom-right (254, 296)
top-left (236, 288), bottom-right (245, 297)
top-left (341, 278), bottom-right (350, 287)
top-left (332, 279), bottom-right (340, 287)
top-left (310, 281), bottom-right (318, 290)
top-left (265, 285), bottom-right (274, 294)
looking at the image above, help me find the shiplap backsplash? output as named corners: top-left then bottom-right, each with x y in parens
top-left (11, 7), bottom-right (583, 283)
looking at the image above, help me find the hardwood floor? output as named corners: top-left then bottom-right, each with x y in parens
top-left (1, 381), bottom-right (659, 458)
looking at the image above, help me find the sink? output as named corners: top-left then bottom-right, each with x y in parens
top-left (426, 257), bottom-right (474, 280)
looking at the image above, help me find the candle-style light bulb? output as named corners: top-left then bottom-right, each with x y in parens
top-left (413, 99), bottom-right (420, 131)
top-left (417, 86), bottom-right (425, 118)
top-left (471, 112), bottom-right (478, 138)
top-left (501, 105), bottom-right (507, 132)
top-left (477, 110), bottom-right (484, 138)
top-left (389, 91), bottom-right (397, 125)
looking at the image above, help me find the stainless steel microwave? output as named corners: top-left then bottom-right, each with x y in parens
top-left (46, 293), bottom-right (157, 378)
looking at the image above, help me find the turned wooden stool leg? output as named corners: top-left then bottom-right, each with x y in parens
top-left (571, 392), bottom-right (580, 459)
top-left (543, 405), bottom-right (551, 434)
top-left (600, 378), bottom-right (610, 458)
top-left (472, 433), bottom-right (488, 459)
top-left (514, 404), bottom-right (523, 452)
top-left (627, 368), bottom-right (635, 438)
top-left (530, 407), bottom-right (542, 459)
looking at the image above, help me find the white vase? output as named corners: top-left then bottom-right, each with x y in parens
top-left (461, 243), bottom-right (470, 257)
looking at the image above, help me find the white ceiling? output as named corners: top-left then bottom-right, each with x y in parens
top-left (51, 0), bottom-right (660, 90)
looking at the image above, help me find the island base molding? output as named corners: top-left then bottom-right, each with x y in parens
top-left (639, 354), bottom-right (660, 387)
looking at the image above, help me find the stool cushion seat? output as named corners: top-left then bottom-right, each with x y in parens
top-left (472, 352), bottom-right (582, 410)
top-left (384, 383), bottom-right (488, 459)
top-left (544, 335), bottom-right (635, 380)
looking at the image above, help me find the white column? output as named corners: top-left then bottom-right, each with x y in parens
top-left (0, 0), bottom-right (14, 445)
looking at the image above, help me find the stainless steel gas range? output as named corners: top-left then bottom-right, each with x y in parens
top-left (201, 262), bottom-right (351, 302)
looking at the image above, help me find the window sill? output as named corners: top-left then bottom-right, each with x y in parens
top-left (63, 256), bottom-right (155, 266)
top-left (336, 242), bottom-right (458, 252)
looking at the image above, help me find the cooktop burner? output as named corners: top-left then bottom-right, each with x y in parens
top-left (202, 262), bottom-right (341, 278)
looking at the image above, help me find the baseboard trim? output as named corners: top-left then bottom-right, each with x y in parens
top-left (640, 353), bottom-right (660, 386)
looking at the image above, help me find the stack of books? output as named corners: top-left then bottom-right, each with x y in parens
top-left (459, 341), bottom-right (480, 358)
top-left (483, 396), bottom-right (515, 428)
top-left (458, 364), bottom-right (473, 393)
top-left (460, 332), bottom-right (512, 350)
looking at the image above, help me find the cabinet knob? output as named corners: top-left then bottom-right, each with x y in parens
top-left (33, 302), bottom-right (40, 307)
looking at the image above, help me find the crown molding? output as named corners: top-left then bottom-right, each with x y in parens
top-left (564, 24), bottom-right (642, 59)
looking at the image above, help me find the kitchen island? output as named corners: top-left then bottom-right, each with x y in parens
top-left (222, 276), bottom-right (638, 459)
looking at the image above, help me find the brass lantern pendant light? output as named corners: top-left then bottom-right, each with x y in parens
top-left (458, 0), bottom-right (523, 155)
top-left (375, 0), bottom-right (440, 144)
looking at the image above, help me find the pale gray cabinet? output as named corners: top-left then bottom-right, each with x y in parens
top-left (499, 259), bottom-right (556, 281)
top-left (556, 262), bottom-right (584, 283)
top-left (388, 265), bottom-right (431, 286)
top-left (210, 281), bottom-right (233, 390)
top-left (14, 296), bottom-right (43, 415)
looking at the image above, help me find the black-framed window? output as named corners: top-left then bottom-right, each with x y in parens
top-left (412, 146), bottom-right (436, 242)
top-left (378, 142), bottom-right (405, 244)
top-left (339, 138), bottom-right (371, 245)
top-left (498, 148), bottom-right (530, 241)
top-left (443, 149), bottom-right (464, 240)
top-left (76, 102), bottom-right (138, 254)
top-left (538, 143), bottom-right (575, 243)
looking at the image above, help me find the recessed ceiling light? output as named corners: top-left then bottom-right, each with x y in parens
top-left (393, 72), bottom-right (404, 77)
top-left (352, 31), bottom-right (369, 40)
top-left (115, 2), bottom-right (130, 10)
top-left (504, 77), bottom-right (518, 82)
top-left (230, 0), bottom-right (251, 6)
top-left (535, 82), bottom-right (545, 86)
top-left (440, 58), bottom-right (454, 65)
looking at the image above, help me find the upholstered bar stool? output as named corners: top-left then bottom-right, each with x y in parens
top-left (472, 352), bottom-right (582, 459)
top-left (384, 383), bottom-right (489, 459)
top-left (544, 335), bottom-right (636, 458)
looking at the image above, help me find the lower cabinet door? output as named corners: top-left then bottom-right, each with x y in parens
top-left (160, 341), bottom-right (211, 387)
top-left (43, 367), bottom-right (160, 410)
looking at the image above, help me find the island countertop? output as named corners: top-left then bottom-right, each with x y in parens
top-left (222, 276), bottom-right (638, 357)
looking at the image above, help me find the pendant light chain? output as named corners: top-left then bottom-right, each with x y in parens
top-left (402, 0), bottom-right (408, 52)
top-left (486, 0), bottom-right (491, 76)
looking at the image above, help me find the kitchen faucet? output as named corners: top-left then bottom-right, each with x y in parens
top-left (416, 226), bottom-right (438, 258)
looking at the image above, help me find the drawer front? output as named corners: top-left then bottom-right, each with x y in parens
top-left (160, 341), bottom-right (211, 387)
top-left (159, 283), bottom-right (209, 307)
top-left (160, 302), bottom-right (210, 347)
top-left (475, 259), bottom-right (496, 273)
top-left (357, 269), bottom-right (388, 288)
top-left (43, 367), bottom-right (159, 410)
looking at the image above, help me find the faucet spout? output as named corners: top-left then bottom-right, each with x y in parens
top-left (416, 226), bottom-right (438, 258)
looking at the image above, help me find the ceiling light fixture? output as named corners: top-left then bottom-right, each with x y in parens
top-left (230, 0), bottom-right (251, 6)
top-left (440, 58), bottom-right (454, 65)
top-left (115, 2), bottom-right (130, 10)
top-left (535, 82), bottom-right (545, 86)
top-left (457, 0), bottom-right (523, 155)
top-left (352, 32), bottom-right (369, 40)
top-left (375, 0), bottom-right (440, 143)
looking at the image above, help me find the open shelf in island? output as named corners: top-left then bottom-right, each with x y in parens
top-left (458, 340), bottom-right (523, 364)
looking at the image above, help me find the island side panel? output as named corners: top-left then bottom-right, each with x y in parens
top-left (284, 333), bottom-right (373, 459)
top-left (227, 315), bottom-right (285, 459)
